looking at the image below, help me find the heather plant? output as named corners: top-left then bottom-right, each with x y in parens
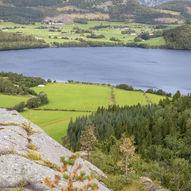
top-left (43, 153), bottom-right (99, 191)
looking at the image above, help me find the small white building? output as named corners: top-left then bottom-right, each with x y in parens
top-left (38, 84), bottom-right (45, 87)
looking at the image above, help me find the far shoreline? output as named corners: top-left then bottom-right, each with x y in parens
top-left (1, 43), bottom-right (190, 52)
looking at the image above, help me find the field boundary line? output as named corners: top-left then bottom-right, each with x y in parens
top-left (109, 87), bottom-right (116, 105)
top-left (33, 108), bottom-right (94, 113)
top-left (143, 93), bottom-right (152, 106)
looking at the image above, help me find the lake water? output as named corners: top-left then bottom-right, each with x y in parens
top-left (0, 47), bottom-right (191, 94)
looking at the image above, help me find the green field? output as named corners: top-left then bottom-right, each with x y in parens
top-left (0, 94), bottom-right (29, 108)
top-left (0, 21), bottom-right (178, 47)
top-left (114, 89), bottom-right (148, 106)
top-left (139, 37), bottom-right (166, 46)
top-left (32, 83), bottom-right (111, 111)
top-left (0, 83), bottom-right (166, 143)
top-left (22, 110), bottom-right (87, 143)
top-left (146, 93), bottom-right (166, 104)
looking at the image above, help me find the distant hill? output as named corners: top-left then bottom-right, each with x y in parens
top-left (0, 0), bottom-right (190, 24)
top-left (156, 1), bottom-right (191, 23)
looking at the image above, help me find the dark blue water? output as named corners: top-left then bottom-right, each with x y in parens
top-left (0, 47), bottom-right (191, 94)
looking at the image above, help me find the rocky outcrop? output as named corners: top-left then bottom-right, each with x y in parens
top-left (140, 176), bottom-right (170, 191)
top-left (0, 108), bottom-right (110, 191)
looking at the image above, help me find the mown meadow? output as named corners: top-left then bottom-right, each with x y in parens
top-left (0, 83), bottom-right (165, 143)
top-left (32, 83), bottom-right (111, 111)
top-left (0, 94), bottom-right (29, 108)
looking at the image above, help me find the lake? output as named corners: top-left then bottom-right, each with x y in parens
top-left (0, 47), bottom-right (191, 94)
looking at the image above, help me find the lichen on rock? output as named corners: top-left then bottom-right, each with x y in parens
top-left (0, 108), bottom-right (110, 191)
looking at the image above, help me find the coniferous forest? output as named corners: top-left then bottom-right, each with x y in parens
top-left (66, 92), bottom-right (191, 191)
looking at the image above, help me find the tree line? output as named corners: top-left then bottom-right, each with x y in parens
top-left (0, 30), bottom-right (48, 50)
top-left (0, 72), bottom-right (46, 95)
top-left (65, 91), bottom-right (191, 190)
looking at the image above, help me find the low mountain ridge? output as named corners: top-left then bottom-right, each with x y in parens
top-left (0, 0), bottom-right (189, 24)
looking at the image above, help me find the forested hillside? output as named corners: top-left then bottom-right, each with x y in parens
top-left (66, 92), bottom-right (191, 190)
top-left (0, 30), bottom-right (48, 50)
top-left (157, 0), bottom-right (191, 23)
top-left (163, 24), bottom-right (191, 49)
top-left (0, 0), bottom-right (188, 24)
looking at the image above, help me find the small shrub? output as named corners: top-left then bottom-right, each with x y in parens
top-left (116, 84), bottom-right (134, 91)
top-left (39, 91), bottom-right (48, 105)
top-left (104, 175), bottom-right (132, 191)
top-left (13, 101), bottom-right (25, 112)
top-left (43, 153), bottom-right (99, 191)
top-left (27, 97), bottom-right (41, 108)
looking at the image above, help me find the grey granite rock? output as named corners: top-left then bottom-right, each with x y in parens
top-left (0, 108), bottom-right (110, 191)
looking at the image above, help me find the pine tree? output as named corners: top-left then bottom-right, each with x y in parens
top-left (80, 125), bottom-right (97, 161)
top-left (120, 137), bottom-right (135, 176)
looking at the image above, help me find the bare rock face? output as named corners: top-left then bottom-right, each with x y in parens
top-left (0, 108), bottom-right (110, 191)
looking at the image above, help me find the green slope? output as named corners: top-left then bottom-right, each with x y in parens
top-left (32, 83), bottom-right (111, 111)
top-left (0, 94), bottom-right (29, 108)
top-left (22, 110), bottom-right (87, 143)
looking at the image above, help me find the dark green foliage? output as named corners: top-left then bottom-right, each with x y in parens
top-left (0, 72), bottom-right (47, 88)
top-left (121, 29), bottom-right (136, 34)
top-left (13, 102), bottom-right (25, 112)
top-left (0, 72), bottom-right (46, 96)
top-left (146, 88), bottom-right (172, 97)
top-left (134, 36), bottom-right (142, 42)
top-left (72, 27), bottom-right (91, 34)
top-left (104, 175), bottom-right (133, 191)
top-left (39, 91), bottom-right (49, 105)
top-left (74, 18), bottom-right (88, 24)
top-left (86, 33), bottom-right (105, 39)
top-left (67, 0), bottom-right (171, 24)
top-left (91, 25), bottom-right (111, 30)
top-left (139, 32), bottom-right (150, 40)
top-left (110, 37), bottom-right (120, 41)
top-left (163, 24), bottom-right (191, 50)
top-left (26, 91), bottom-right (48, 108)
top-left (116, 84), bottom-right (134, 91)
top-left (53, 40), bottom-right (123, 47)
top-left (0, 30), bottom-right (48, 50)
top-left (66, 93), bottom-right (191, 190)
top-left (27, 97), bottom-right (41, 109)
top-left (0, 78), bottom-right (23, 95)
top-left (108, 0), bottom-right (172, 24)
top-left (0, 6), bottom-right (44, 24)
top-left (47, 79), bottom-right (52, 83)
